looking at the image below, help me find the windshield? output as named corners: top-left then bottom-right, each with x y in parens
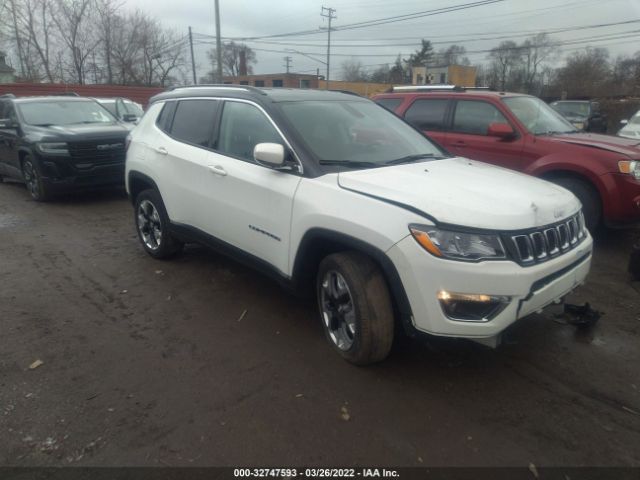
top-left (278, 100), bottom-right (445, 165)
top-left (18, 100), bottom-right (116, 126)
top-left (628, 113), bottom-right (640, 126)
top-left (504, 96), bottom-right (577, 135)
top-left (551, 101), bottom-right (590, 118)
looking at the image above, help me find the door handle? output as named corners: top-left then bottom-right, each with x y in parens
top-left (155, 146), bottom-right (168, 155)
top-left (208, 165), bottom-right (227, 176)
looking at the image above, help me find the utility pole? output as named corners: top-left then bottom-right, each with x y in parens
top-left (283, 56), bottom-right (292, 74)
top-left (188, 26), bottom-right (197, 84)
top-left (214, 0), bottom-right (223, 83)
top-left (320, 6), bottom-right (336, 90)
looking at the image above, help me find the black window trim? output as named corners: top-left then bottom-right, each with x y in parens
top-left (451, 99), bottom-right (520, 139)
top-left (155, 96), bottom-right (304, 175)
top-left (164, 98), bottom-right (221, 151)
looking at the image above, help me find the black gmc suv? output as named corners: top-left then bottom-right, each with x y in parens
top-left (0, 94), bottom-right (129, 201)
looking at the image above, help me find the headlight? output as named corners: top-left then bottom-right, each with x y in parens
top-left (618, 160), bottom-right (640, 180)
top-left (36, 142), bottom-right (69, 156)
top-left (409, 224), bottom-right (506, 261)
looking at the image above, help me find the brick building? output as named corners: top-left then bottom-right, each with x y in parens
top-left (411, 65), bottom-right (476, 87)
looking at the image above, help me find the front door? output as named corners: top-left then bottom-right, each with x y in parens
top-left (447, 99), bottom-right (525, 170)
top-left (203, 100), bottom-right (301, 275)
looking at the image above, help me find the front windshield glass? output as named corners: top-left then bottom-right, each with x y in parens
top-left (629, 113), bottom-right (640, 126)
top-left (18, 100), bottom-right (116, 126)
top-left (551, 102), bottom-right (590, 118)
top-left (278, 100), bottom-right (445, 165)
top-left (504, 96), bottom-right (577, 135)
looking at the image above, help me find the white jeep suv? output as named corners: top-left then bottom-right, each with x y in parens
top-left (126, 85), bottom-right (593, 365)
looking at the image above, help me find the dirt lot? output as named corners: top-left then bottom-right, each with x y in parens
top-left (1, 180), bottom-right (639, 468)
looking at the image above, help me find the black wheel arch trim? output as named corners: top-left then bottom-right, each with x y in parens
top-left (128, 171), bottom-right (161, 204)
top-left (292, 228), bottom-right (414, 331)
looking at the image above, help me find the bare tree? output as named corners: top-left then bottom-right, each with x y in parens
top-left (520, 33), bottom-right (558, 94)
top-left (52, 0), bottom-right (99, 84)
top-left (487, 40), bottom-right (522, 90)
top-left (341, 58), bottom-right (368, 82)
top-left (95, 0), bottom-right (121, 84)
top-left (437, 45), bottom-right (470, 66)
top-left (554, 47), bottom-right (611, 97)
top-left (207, 41), bottom-right (256, 77)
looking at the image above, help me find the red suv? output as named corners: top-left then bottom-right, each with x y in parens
top-left (373, 88), bottom-right (640, 229)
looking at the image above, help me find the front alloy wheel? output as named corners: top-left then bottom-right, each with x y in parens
top-left (316, 252), bottom-right (394, 365)
top-left (22, 159), bottom-right (50, 201)
top-left (134, 189), bottom-right (183, 259)
top-left (320, 270), bottom-right (357, 351)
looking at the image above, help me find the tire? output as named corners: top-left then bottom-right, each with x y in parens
top-left (22, 156), bottom-right (52, 201)
top-left (551, 177), bottom-right (601, 232)
top-left (316, 251), bottom-right (394, 365)
top-left (134, 189), bottom-right (183, 259)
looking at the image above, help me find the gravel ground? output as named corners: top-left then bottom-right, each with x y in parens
top-left (0, 180), bottom-right (639, 467)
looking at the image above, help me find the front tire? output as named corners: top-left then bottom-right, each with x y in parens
top-left (317, 251), bottom-right (394, 365)
top-left (134, 189), bottom-right (183, 259)
top-left (551, 177), bottom-right (601, 232)
top-left (22, 156), bottom-right (52, 201)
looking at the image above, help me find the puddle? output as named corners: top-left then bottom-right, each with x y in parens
top-left (0, 214), bottom-right (27, 228)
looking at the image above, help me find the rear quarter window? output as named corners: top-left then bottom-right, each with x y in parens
top-left (169, 99), bottom-right (220, 148)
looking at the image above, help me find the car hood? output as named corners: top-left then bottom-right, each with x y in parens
top-left (31, 123), bottom-right (129, 141)
top-left (542, 132), bottom-right (640, 157)
top-left (337, 158), bottom-right (581, 231)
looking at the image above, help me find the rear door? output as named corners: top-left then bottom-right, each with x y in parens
top-left (402, 98), bottom-right (450, 148)
top-left (447, 99), bottom-right (525, 170)
top-left (0, 102), bottom-right (21, 178)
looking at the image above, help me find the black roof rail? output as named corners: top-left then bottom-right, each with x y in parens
top-left (391, 85), bottom-right (492, 93)
top-left (58, 92), bottom-right (79, 96)
top-left (328, 89), bottom-right (362, 97)
top-left (0, 93), bottom-right (16, 98)
top-left (167, 84), bottom-right (268, 95)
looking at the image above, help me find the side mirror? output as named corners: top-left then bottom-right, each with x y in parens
top-left (254, 142), bottom-right (285, 167)
top-left (0, 118), bottom-right (16, 129)
top-left (620, 119), bottom-right (629, 125)
top-left (122, 113), bottom-right (138, 123)
top-left (487, 122), bottom-right (515, 138)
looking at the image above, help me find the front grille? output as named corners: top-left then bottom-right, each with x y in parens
top-left (504, 212), bottom-right (587, 266)
top-left (68, 139), bottom-right (126, 169)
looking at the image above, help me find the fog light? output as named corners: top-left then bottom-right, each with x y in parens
top-left (437, 290), bottom-right (510, 322)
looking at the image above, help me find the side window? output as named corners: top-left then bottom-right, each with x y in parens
top-left (169, 99), bottom-right (219, 147)
top-left (0, 101), bottom-right (6, 119)
top-left (4, 104), bottom-right (17, 123)
top-left (452, 100), bottom-right (509, 135)
top-left (375, 98), bottom-right (403, 112)
top-left (217, 101), bottom-right (282, 162)
top-left (404, 99), bottom-right (449, 131)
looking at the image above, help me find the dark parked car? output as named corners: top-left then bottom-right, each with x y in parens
top-left (92, 97), bottom-right (144, 124)
top-left (373, 87), bottom-right (640, 230)
top-left (0, 94), bottom-right (129, 201)
top-left (549, 100), bottom-right (607, 133)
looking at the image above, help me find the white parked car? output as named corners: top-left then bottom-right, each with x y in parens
top-left (618, 111), bottom-right (640, 140)
top-left (125, 86), bottom-right (593, 365)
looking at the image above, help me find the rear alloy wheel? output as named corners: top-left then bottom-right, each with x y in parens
top-left (22, 157), bottom-right (51, 201)
top-left (134, 189), bottom-right (183, 259)
top-left (317, 251), bottom-right (394, 365)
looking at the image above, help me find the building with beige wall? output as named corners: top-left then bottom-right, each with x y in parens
top-left (222, 73), bottom-right (319, 89)
top-left (411, 65), bottom-right (476, 87)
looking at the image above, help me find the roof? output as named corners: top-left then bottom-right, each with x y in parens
top-left (12, 96), bottom-right (98, 103)
top-left (150, 85), bottom-right (367, 104)
top-left (374, 89), bottom-right (528, 100)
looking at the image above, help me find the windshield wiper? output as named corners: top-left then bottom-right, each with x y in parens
top-left (318, 160), bottom-right (381, 168)
top-left (384, 153), bottom-right (447, 165)
top-left (32, 123), bottom-right (53, 127)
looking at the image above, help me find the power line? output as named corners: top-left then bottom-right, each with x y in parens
top-left (320, 6), bottom-right (337, 88)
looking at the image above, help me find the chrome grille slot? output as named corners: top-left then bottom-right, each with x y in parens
top-left (507, 212), bottom-right (587, 266)
top-left (68, 138), bottom-right (126, 169)
top-left (544, 228), bottom-right (559, 255)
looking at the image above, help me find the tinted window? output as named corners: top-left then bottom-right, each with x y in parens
top-left (272, 79), bottom-right (283, 87)
top-left (169, 100), bottom-right (219, 147)
top-left (100, 101), bottom-right (117, 115)
top-left (375, 98), bottom-right (402, 112)
top-left (452, 100), bottom-right (509, 135)
top-left (0, 100), bottom-right (6, 118)
top-left (404, 99), bottom-right (449, 131)
top-left (155, 101), bottom-right (176, 133)
top-left (254, 80), bottom-right (265, 87)
top-left (217, 101), bottom-right (281, 162)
